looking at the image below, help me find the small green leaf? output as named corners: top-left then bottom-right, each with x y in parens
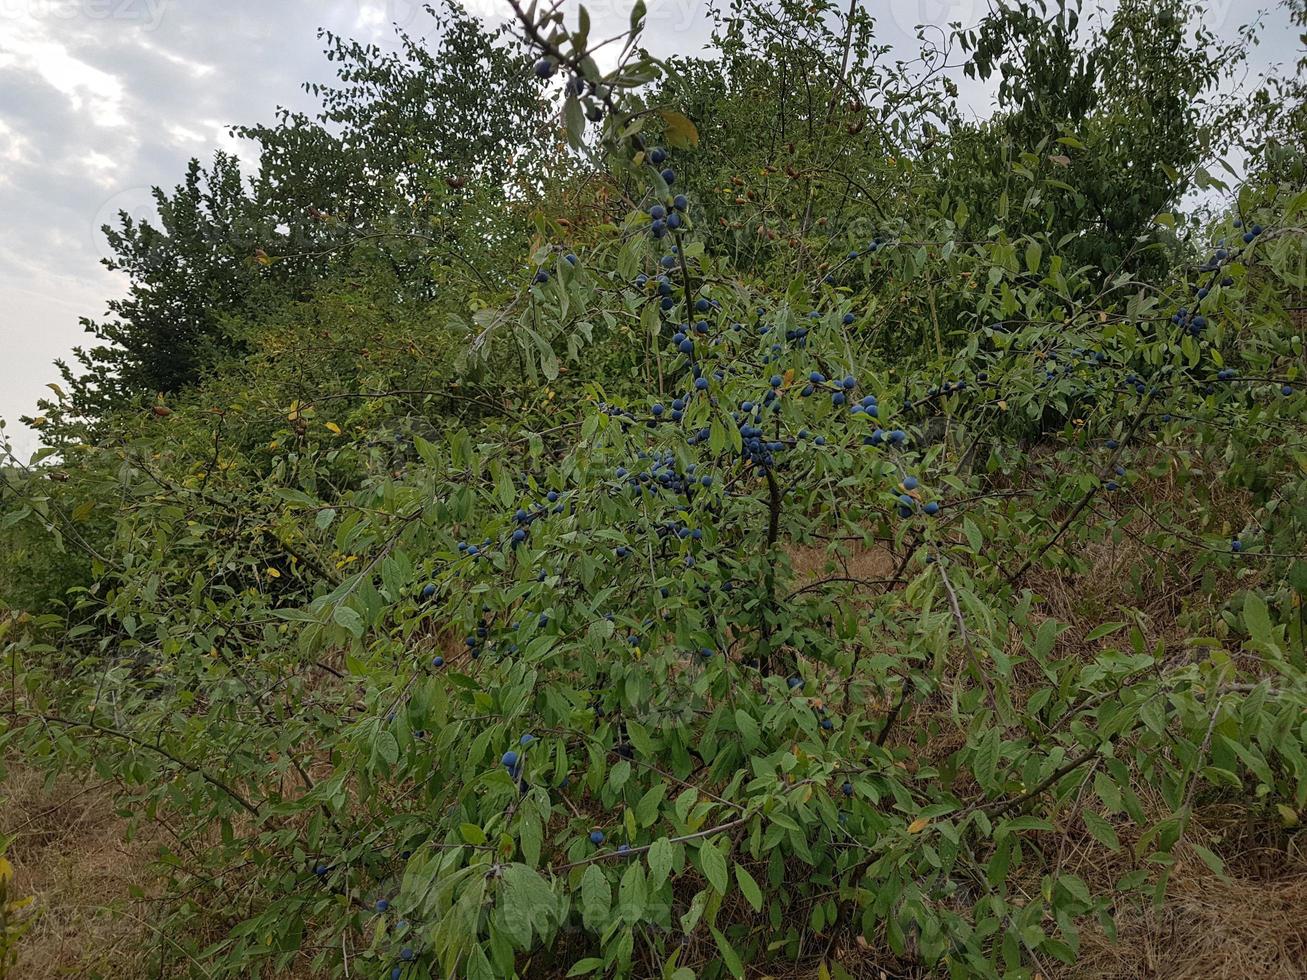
top-left (735, 863), bottom-right (763, 911)
top-left (1191, 844), bottom-right (1229, 880)
top-left (374, 731), bottom-right (399, 767)
top-left (647, 837), bottom-right (672, 891)
top-left (1082, 810), bottom-right (1120, 851)
top-left (680, 889), bottom-right (707, 934)
top-left (734, 709), bottom-right (760, 748)
top-left (1084, 621), bottom-right (1127, 642)
top-left (1058, 873), bottom-right (1092, 905)
top-left (962, 517), bottom-right (984, 552)
top-left (711, 926), bottom-right (745, 978)
top-left (580, 864), bottom-right (611, 931)
top-left (698, 838), bottom-right (728, 894)
top-left (1025, 242), bottom-right (1042, 274)
top-left (609, 760), bottom-right (632, 791)
top-left (564, 95), bottom-right (585, 148)
top-left (634, 783), bottom-right (665, 827)
top-left (1243, 592), bottom-right (1272, 643)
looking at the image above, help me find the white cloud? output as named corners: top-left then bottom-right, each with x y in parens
top-left (0, 16), bottom-right (129, 126)
top-left (0, 118), bottom-right (31, 175)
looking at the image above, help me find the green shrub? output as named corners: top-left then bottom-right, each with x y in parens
top-left (3, 2), bottom-right (1306, 978)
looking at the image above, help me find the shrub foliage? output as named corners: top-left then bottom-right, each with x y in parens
top-left (2, 0), bottom-right (1306, 977)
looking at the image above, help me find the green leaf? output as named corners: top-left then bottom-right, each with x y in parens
top-left (1033, 618), bottom-right (1059, 658)
top-left (680, 889), bottom-right (707, 934)
top-left (1094, 772), bottom-right (1123, 814)
top-left (272, 487), bottom-right (319, 508)
top-left (525, 327), bottom-right (560, 381)
top-left (735, 863), bottom-right (763, 912)
top-left (673, 788), bottom-right (697, 825)
top-left (521, 811), bottom-right (542, 866)
top-left (579, 864), bottom-right (611, 931)
top-left (609, 759), bottom-right (632, 791)
top-left (460, 822), bottom-right (487, 845)
top-left (734, 709), bottom-right (760, 748)
top-left (1025, 241), bottom-right (1042, 274)
top-left (1191, 844), bottom-right (1229, 880)
top-left (711, 926), bottom-right (745, 978)
top-left (626, 720), bottom-right (656, 756)
top-left (332, 604), bottom-right (364, 639)
top-left (698, 838), bottom-right (728, 894)
top-left (634, 783), bottom-right (665, 827)
top-left (1084, 621), bottom-right (1127, 642)
top-left (973, 729), bottom-right (1000, 792)
top-left (1058, 874), bottom-right (1093, 905)
top-left (1082, 810), bottom-right (1120, 851)
top-left (564, 95), bottom-right (585, 148)
top-left (646, 837), bottom-right (672, 891)
top-left (500, 864), bottom-right (556, 947)
top-left (962, 517), bottom-right (984, 552)
top-left (1243, 592), bottom-right (1272, 644)
top-left (493, 465), bottom-right (515, 508)
top-left (618, 860), bottom-right (647, 924)
top-left (373, 731), bottom-right (399, 767)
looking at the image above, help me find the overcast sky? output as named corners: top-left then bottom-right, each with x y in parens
top-left (0, 0), bottom-right (1298, 461)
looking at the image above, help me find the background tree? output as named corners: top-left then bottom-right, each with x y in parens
top-left (950, 0), bottom-right (1244, 277)
top-left (56, 0), bottom-right (550, 425)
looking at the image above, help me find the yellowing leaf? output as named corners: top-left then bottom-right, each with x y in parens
top-left (907, 817), bottom-right (930, 834)
top-left (1277, 804), bottom-right (1299, 827)
top-left (657, 109), bottom-right (700, 149)
top-left (324, 422), bottom-right (341, 435)
top-left (0, 855), bottom-right (13, 883)
top-left (46, 382), bottom-right (66, 400)
top-left (265, 566), bottom-right (281, 579)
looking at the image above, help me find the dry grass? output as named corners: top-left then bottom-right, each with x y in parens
top-left (1, 765), bottom-right (158, 979)
top-left (1076, 866), bottom-right (1307, 978)
top-left (1, 764), bottom-right (335, 979)
top-left (787, 537), bottom-right (897, 588)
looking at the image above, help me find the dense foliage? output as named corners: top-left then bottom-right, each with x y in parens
top-left (2, 0), bottom-right (1306, 977)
